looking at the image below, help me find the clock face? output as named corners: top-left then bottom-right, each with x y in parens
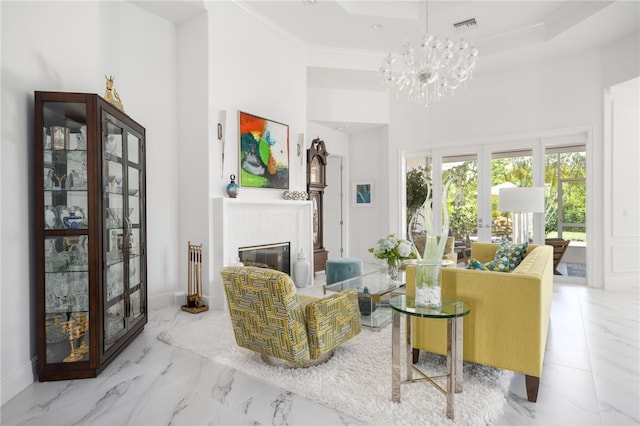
top-left (310, 157), bottom-right (322, 184)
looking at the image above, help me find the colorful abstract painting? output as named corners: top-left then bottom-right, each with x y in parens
top-left (239, 111), bottom-right (289, 189)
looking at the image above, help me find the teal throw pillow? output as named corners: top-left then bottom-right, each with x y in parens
top-left (466, 258), bottom-right (486, 271)
top-left (496, 240), bottom-right (528, 271)
top-left (485, 256), bottom-right (510, 272)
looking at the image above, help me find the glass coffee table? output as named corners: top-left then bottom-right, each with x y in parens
top-left (389, 295), bottom-right (471, 420)
top-left (323, 270), bottom-right (404, 330)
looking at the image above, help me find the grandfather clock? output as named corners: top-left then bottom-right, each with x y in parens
top-left (307, 138), bottom-right (329, 273)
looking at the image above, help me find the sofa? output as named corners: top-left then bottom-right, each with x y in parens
top-left (405, 242), bottom-right (554, 402)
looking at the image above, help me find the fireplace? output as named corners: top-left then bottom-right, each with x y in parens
top-left (212, 197), bottom-right (313, 310)
top-left (238, 242), bottom-right (291, 275)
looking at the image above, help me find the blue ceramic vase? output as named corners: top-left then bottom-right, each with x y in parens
top-left (226, 174), bottom-right (239, 198)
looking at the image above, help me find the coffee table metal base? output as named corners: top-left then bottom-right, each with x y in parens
top-left (391, 310), bottom-right (464, 420)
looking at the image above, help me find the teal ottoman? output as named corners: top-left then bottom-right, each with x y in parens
top-left (326, 258), bottom-right (363, 284)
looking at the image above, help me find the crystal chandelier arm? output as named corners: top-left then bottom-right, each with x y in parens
top-left (425, 0), bottom-right (429, 34)
top-left (380, 0), bottom-right (478, 107)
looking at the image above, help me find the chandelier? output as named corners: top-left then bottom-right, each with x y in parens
top-left (380, 1), bottom-right (478, 107)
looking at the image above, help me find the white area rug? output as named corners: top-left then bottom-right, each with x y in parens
top-left (158, 312), bottom-right (513, 425)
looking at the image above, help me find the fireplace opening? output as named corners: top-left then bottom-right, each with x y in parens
top-left (238, 242), bottom-right (291, 275)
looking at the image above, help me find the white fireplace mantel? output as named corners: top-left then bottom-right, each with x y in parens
top-left (210, 197), bottom-right (313, 309)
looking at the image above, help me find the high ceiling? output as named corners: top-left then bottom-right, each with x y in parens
top-left (130, 1), bottom-right (639, 131)
top-left (132, 0), bottom-right (639, 89)
top-left (237, 1), bottom-right (639, 90)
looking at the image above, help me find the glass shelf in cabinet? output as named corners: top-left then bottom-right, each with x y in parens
top-left (106, 251), bottom-right (125, 265)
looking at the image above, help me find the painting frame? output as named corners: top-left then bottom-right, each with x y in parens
top-left (353, 181), bottom-right (374, 207)
top-left (238, 111), bottom-right (289, 189)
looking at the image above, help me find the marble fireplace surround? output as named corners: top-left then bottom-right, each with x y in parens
top-left (211, 197), bottom-right (313, 310)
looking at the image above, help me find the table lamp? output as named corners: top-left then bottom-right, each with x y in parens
top-left (498, 187), bottom-right (545, 244)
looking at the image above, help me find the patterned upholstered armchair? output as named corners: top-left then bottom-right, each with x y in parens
top-left (220, 266), bottom-right (361, 367)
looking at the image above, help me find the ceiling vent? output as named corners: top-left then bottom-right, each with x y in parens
top-left (452, 18), bottom-right (478, 33)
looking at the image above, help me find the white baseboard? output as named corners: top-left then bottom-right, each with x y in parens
top-left (605, 276), bottom-right (640, 290)
top-left (2, 356), bottom-right (37, 406)
top-left (148, 291), bottom-right (215, 310)
top-left (148, 292), bottom-right (182, 309)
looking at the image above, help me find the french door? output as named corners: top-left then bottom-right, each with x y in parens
top-left (404, 135), bottom-right (587, 281)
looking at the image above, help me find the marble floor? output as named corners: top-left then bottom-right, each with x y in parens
top-left (2, 279), bottom-right (638, 425)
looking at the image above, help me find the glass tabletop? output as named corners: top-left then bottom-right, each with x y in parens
top-left (324, 269), bottom-right (402, 296)
top-left (389, 295), bottom-right (470, 319)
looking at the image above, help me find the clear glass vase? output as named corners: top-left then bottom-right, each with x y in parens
top-left (415, 261), bottom-right (441, 307)
top-left (385, 259), bottom-right (400, 288)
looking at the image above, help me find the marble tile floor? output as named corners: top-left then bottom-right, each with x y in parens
top-left (2, 280), bottom-right (638, 426)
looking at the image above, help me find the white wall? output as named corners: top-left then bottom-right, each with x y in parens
top-left (307, 88), bottom-right (388, 127)
top-left (207, 2), bottom-right (310, 308)
top-left (349, 126), bottom-right (390, 265)
top-left (604, 78), bottom-right (640, 288)
top-left (306, 122), bottom-right (350, 158)
top-left (176, 12), bottom-right (211, 304)
top-left (1, 1), bottom-right (179, 405)
top-left (601, 32), bottom-right (640, 289)
top-left (602, 31), bottom-right (640, 89)
top-left (390, 50), bottom-right (602, 146)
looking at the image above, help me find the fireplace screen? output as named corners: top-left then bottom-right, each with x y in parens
top-left (238, 242), bottom-right (291, 275)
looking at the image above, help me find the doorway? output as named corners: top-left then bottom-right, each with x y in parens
top-left (324, 155), bottom-right (345, 259)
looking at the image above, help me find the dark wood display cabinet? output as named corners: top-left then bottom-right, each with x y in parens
top-left (307, 138), bottom-right (329, 273)
top-left (34, 91), bottom-right (147, 381)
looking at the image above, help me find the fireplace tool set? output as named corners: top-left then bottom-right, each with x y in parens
top-left (181, 241), bottom-right (208, 313)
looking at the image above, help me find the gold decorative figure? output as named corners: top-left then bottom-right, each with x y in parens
top-left (104, 75), bottom-right (124, 112)
top-left (62, 313), bottom-right (89, 362)
top-left (181, 242), bottom-right (208, 314)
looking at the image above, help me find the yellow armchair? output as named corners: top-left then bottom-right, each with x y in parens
top-left (220, 266), bottom-right (361, 367)
top-left (405, 243), bottom-right (554, 402)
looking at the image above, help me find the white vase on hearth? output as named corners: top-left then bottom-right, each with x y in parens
top-left (293, 248), bottom-right (310, 288)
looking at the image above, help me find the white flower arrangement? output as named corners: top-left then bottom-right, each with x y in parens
top-left (368, 234), bottom-right (417, 267)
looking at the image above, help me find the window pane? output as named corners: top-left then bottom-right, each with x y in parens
top-left (559, 152), bottom-right (586, 179)
top-left (406, 156), bottom-right (432, 241)
top-left (443, 157), bottom-right (477, 244)
top-left (545, 147), bottom-right (586, 240)
top-left (492, 154), bottom-right (533, 241)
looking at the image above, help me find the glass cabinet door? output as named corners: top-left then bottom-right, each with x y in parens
top-left (42, 102), bottom-right (90, 364)
top-left (126, 132), bottom-right (145, 324)
top-left (102, 111), bottom-right (145, 349)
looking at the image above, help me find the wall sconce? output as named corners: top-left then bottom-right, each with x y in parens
top-left (219, 110), bottom-right (226, 178)
top-left (297, 133), bottom-right (304, 166)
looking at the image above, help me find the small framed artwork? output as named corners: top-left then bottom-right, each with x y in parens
top-left (238, 111), bottom-right (289, 189)
top-left (353, 181), bottom-right (374, 207)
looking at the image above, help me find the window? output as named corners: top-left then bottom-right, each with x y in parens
top-left (442, 154), bottom-right (477, 243)
top-left (491, 149), bottom-right (533, 242)
top-left (545, 146), bottom-right (586, 241)
top-left (406, 155), bottom-right (432, 240)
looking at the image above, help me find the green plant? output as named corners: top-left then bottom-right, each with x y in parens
top-left (406, 166), bottom-right (430, 232)
top-left (450, 205), bottom-right (476, 243)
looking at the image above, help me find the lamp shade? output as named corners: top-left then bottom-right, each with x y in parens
top-left (498, 187), bottom-right (545, 212)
